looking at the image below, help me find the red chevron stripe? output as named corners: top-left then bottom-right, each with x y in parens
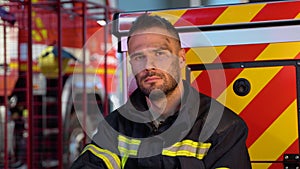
top-left (251, 1), bottom-right (300, 22)
top-left (295, 52), bottom-right (300, 59)
top-left (174, 7), bottom-right (227, 27)
top-left (217, 44), bottom-right (268, 63)
top-left (269, 139), bottom-right (299, 168)
top-left (192, 68), bottom-right (241, 99)
top-left (117, 1), bottom-right (300, 32)
top-left (239, 66), bottom-right (297, 147)
top-left (191, 44), bottom-right (268, 97)
top-left (268, 163), bottom-right (283, 169)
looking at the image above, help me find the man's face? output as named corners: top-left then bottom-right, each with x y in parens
top-left (128, 27), bottom-right (185, 97)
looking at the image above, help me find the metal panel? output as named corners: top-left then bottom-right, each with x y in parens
top-left (120, 25), bottom-right (300, 51)
top-left (188, 64), bottom-right (299, 169)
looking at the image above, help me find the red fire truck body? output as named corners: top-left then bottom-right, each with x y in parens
top-left (113, 1), bottom-right (300, 168)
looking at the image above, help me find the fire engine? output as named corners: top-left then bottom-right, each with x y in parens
top-left (113, 0), bottom-right (300, 168)
top-left (1, 0), bottom-right (300, 169)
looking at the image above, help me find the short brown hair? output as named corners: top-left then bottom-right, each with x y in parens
top-left (127, 14), bottom-right (180, 45)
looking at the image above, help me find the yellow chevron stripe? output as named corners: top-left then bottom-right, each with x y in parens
top-left (296, 13), bottom-right (300, 19)
top-left (186, 46), bottom-right (225, 64)
top-left (249, 100), bottom-right (298, 168)
top-left (188, 71), bottom-right (202, 83)
top-left (186, 46), bottom-right (226, 82)
top-left (213, 4), bottom-right (265, 25)
top-left (217, 66), bottom-right (282, 114)
top-left (255, 42), bottom-right (300, 61)
top-left (150, 9), bottom-right (187, 25)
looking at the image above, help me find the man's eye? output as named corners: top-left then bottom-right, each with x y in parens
top-left (133, 55), bottom-right (144, 61)
top-left (155, 50), bottom-right (168, 56)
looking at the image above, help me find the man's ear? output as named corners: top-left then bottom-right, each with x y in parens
top-left (178, 48), bottom-right (186, 68)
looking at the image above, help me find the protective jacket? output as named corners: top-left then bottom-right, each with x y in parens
top-left (71, 81), bottom-right (251, 169)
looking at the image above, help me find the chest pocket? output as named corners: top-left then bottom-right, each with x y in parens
top-left (162, 139), bottom-right (211, 160)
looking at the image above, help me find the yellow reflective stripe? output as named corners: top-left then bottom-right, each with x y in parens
top-left (82, 144), bottom-right (121, 169)
top-left (118, 135), bottom-right (141, 156)
top-left (171, 139), bottom-right (210, 149)
top-left (117, 135), bottom-right (141, 168)
top-left (117, 147), bottom-right (138, 156)
top-left (216, 168), bottom-right (230, 169)
top-left (121, 155), bottom-right (129, 169)
top-left (162, 140), bottom-right (211, 160)
top-left (118, 135), bottom-right (141, 145)
top-left (162, 149), bottom-right (206, 159)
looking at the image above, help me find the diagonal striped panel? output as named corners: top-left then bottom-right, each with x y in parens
top-left (192, 68), bottom-right (242, 99)
top-left (252, 163), bottom-right (281, 169)
top-left (186, 46), bottom-right (225, 64)
top-left (187, 44), bottom-right (268, 64)
top-left (217, 44), bottom-right (268, 63)
top-left (174, 7), bottom-right (227, 27)
top-left (186, 46), bottom-right (225, 82)
top-left (213, 3), bottom-right (265, 25)
top-left (187, 40), bottom-right (300, 68)
top-left (214, 44), bottom-right (300, 117)
top-left (189, 43), bottom-right (300, 168)
top-left (190, 44), bottom-right (268, 98)
top-left (251, 1), bottom-right (300, 22)
top-left (249, 100), bottom-right (298, 166)
top-left (239, 66), bottom-right (296, 147)
top-left (117, 1), bottom-right (300, 32)
top-left (216, 66), bottom-right (281, 113)
top-left (255, 42), bottom-right (300, 61)
top-left (269, 139), bottom-right (299, 169)
top-left (150, 9), bottom-right (187, 25)
top-left (296, 52), bottom-right (300, 59)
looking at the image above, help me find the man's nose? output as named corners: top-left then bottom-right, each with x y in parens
top-left (144, 56), bottom-right (156, 70)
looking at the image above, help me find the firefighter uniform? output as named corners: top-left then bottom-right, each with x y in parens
top-left (71, 81), bottom-right (251, 169)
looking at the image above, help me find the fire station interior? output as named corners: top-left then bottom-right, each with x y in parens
top-left (1, 0), bottom-right (300, 169)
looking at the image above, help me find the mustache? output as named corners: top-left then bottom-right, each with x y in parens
top-left (140, 71), bottom-right (164, 81)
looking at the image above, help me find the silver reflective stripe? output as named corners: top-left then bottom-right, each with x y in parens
top-left (118, 135), bottom-right (141, 168)
top-left (118, 141), bottom-right (140, 155)
top-left (82, 144), bottom-right (121, 169)
top-left (162, 140), bottom-right (211, 160)
top-left (118, 135), bottom-right (141, 156)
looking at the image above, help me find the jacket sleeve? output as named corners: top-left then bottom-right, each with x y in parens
top-left (70, 111), bottom-right (122, 169)
top-left (70, 143), bottom-right (121, 169)
top-left (203, 117), bottom-right (252, 169)
top-left (70, 146), bottom-right (109, 169)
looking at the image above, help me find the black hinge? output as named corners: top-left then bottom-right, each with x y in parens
top-left (284, 154), bottom-right (300, 169)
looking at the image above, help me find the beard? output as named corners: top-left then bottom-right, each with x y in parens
top-left (136, 70), bottom-right (179, 99)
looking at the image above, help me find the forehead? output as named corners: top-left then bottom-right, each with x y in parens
top-left (128, 27), bottom-right (179, 53)
top-left (130, 27), bottom-right (177, 39)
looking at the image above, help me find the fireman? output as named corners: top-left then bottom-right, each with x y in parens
top-left (70, 14), bottom-right (251, 169)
